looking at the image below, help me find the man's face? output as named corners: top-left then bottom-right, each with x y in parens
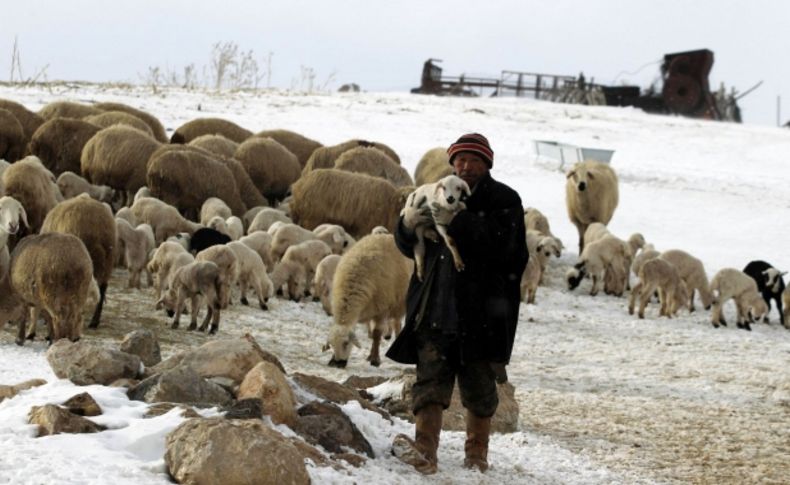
top-left (452, 151), bottom-right (489, 189)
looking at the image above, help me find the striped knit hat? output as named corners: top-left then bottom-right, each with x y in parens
top-left (447, 133), bottom-right (494, 168)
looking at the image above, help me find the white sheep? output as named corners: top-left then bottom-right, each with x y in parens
top-left (0, 196), bottom-right (28, 280)
top-left (710, 268), bottom-right (769, 330)
top-left (226, 241), bottom-right (273, 310)
top-left (56, 171), bottom-right (114, 205)
top-left (631, 244), bottom-right (660, 278)
top-left (242, 205), bottom-right (269, 232)
top-left (195, 244), bottom-right (238, 309)
top-left (269, 259), bottom-right (307, 301)
top-left (247, 207), bottom-right (292, 234)
top-left (565, 160), bottom-right (619, 254)
top-left (239, 230), bottom-right (274, 269)
top-left (270, 223), bottom-right (319, 262)
top-left (115, 218), bottom-right (155, 289)
top-left (147, 241), bottom-right (191, 300)
top-left (659, 249), bottom-right (713, 312)
top-left (782, 287), bottom-right (790, 330)
top-left (157, 260), bottom-right (222, 333)
top-left (371, 226), bottom-right (390, 235)
top-left (628, 258), bottom-right (689, 319)
top-left (131, 196), bottom-right (201, 244)
top-left (520, 252), bottom-right (542, 304)
top-left (312, 223), bottom-right (356, 255)
top-left (566, 234), bottom-right (629, 296)
top-left (314, 254), bottom-right (342, 315)
top-left (134, 186), bottom-right (152, 203)
top-left (1, 155), bottom-right (60, 233)
top-left (281, 239), bottom-right (333, 297)
top-left (200, 197), bottom-right (233, 226)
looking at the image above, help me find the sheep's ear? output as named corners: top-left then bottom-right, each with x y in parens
top-left (781, 271), bottom-right (788, 276)
top-left (565, 170), bottom-right (575, 179)
top-left (433, 182), bottom-right (444, 196)
top-left (349, 332), bottom-right (361, 348)
top-left (321, 342), bottom-right (331, 352)
top-left (155, 298), bottom-right (164, 310)
top-left (462, 181), bottom-right (471, 197)
top-left (18, 205), bottom-right (29, 229)
top-left (587, 172), bottom-right (595, 180)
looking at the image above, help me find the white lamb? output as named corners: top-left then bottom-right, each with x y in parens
top-left (628, 257), bottom-right (689, 319)
top-left (195, 245), bottom-right (239, 309)
top-left (226, 241), bottom-right (273, 310)
top-left (156, 260), bottom-right (223, 334)
top-left (269, 259), bottom-right (307, 301)
top-left (269, 223), bottom-right (319, 262)
top-left (115, 217), bottom-right (155, 289)
top-left (239, 230), bottom-right (274, 269)
top-left (313, 223), bottom-right (356, 255)
top-left (314, 254), bottom-right (342, 315)
top-left (0, 196), bottom-right (28, 280)
top-left (200, 197), bottom-right (232, 226)
top-left (147, 241), bottom-right (191, 300)
top-left (282, 239), bottom-right (333, 297)
top-left (710, 268), bottom-right (769, 331)
top-left (247, 207), bottom-right (292, 234)
top-left (566, 234), bottom-right (629, 296)
top-left (400, 174), bottom-right (470, 281)
top-left (782, 287), bottom-right (790, 329)
top-left (659, 249), bottom-right (713, 312)
top-left (520, 251), bottom-right (542, 304)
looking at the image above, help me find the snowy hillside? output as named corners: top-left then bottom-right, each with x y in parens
top-left (1, 83), bottom-right (789, 485)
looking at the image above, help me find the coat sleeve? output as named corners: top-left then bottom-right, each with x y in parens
top-left (393, 216), bottom-right (418, 259)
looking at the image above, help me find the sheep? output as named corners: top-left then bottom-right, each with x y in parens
top-left (37, 101), bottom-right (102, 120)
top-left (255, 129), bottom-right (323, 168)
top-left (281, 239), bottom-right (333, 296)
top-left (41, 194), bottom-right (116, 329)
top-left (314, 254), bottom-right (342, 315)
top-left (84, 111), bottom-right (154, 136)
top-left (526, 229), bottom-right (559, 274)
top-left (709, 268), bottom-right (769, 330)
top-left (0, 159), bottom-right (10, 194)
top-left (782, 287), bottom-right (790, 330)
top-left (566, 234), bottom-right (629, 296)
top-left (743, 260), bottom-right (786, 327)
top-left (660, 249), bottom-right (713, 312)
top-left (115, 218), bottom-right (155, 289)
top-left (290, 169), bottom-right (414, 239)
top-left (0, 196), bottom-right (28, 280)
top-left (313, 224), bottom-right (356, 255)
top-left (226, 241), bottom-right (273, 309)
top-left (131, 197), bottom-right (201, 244)
top-left (93, 101), bottom-right (168, 142)
top-left (520, 251), bottom-right (542, 304)
top-left (188, 227), bottom-right (231, 254)
top-left (302, 139), bottom-right (401, 176)
top-left (208, 215), bottom-right (243, 241)
top-left (524, 207), bottom-right (564, 256)
top-left (242, 206), bottom-right (268, 230)
top-left (334, 146), bottom-right (413, 187)
top-left (56, 171), bottom-right (114, 204)
top-left (147, 241), bottom-right (191, 300)
top-left (270, 223), bottom-right (319, 262)
top-left (1, 156), bottom-right (60, 234)
top-left (565, 160), bottom-right (619, 254)
top-left (324, 233), bottom-right (412, 367)
top-left (166, 232), bottom-right (191, 251)
top-left (268, 258), bottom-right (307, 301)
top-left (80, 125), bottom-right (163, 205)
top-left (247, 208), bottom-right (292, 234)
top-left (200, 197), bottom-right (233, 226)
top-left (582, 223), bottom-right (640, 292)
top-left (239, 230), bottom-right (274, 268)
top-left (0, 98), bottom-right (44, 147)
top-left (195, 244), bottom-right (239, 309)
top-left (233, 137), bottom-right (301, 203)
top-left (147, 146), bottom-right (247, 218)
top-left (170, 117), bottom-right (252, 144)
top-left (0, 107), bottom-right (25, 162)
top-left (628, 258), bottom-right (689, 319)
top-left (157, 260), bottom-right (223, 333)
top-left (115, 207), bottom-right (136, 226)
top-left (28, 118), bottom-right (102, 176)
top-left (189, 133), bottom-right (239, 159)
top-left (6, 232), bottom-right (93, 345)
top-left (631, 244), bottom-right (660, 279)
top-left (371, 226), bottom-right (390, 235)
top-left (134, 187), bottom-right (152, 203)
top-left (414, 147), bottom-right (452, 185)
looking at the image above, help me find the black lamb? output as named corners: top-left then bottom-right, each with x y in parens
top-left (189, 227), bottom-right (231, 254)
top-left (742, 260), bottom-right (785, 326)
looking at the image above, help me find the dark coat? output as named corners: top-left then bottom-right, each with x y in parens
top-left (386, 173), bottom-right (528, 365)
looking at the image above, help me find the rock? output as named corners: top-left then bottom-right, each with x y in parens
top-left (119, 329), bottom-right (161, 367)
top-left (144, 403), bottom-right (201, 419)
top-left (293, 401), bottom-right (374, 458)
top-left (332, 452), bottom-right (367, 467)
top-left (292, 372), bottom-right (390, 420)
top-left (46, 340), bottom-right (141, 386)
top-left (128, 366), bottom-right (233, 407)
top-left (62, 392), bottom-right (102, 416)
top-left (222, 398), bottom-right (263, 420)
top-left (288, 437), bottom-right (339, 470)
top-left (109, 378), bottom-right (140, 388)
top-left (342, 375), bottom-right (388, 390)
top-left (237, 362), bottom-right (297, 427)
top-left (28, 404), bottom-right (106, 437)
top-left (207, 376), bottom-right (238, 397)
top-left (165, 418), bottom-right (310, 485)
top-left (0, 378), bottom-right (47, 403)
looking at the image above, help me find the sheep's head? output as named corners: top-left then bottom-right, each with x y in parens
top-left (323, 325), bottom-right (361, 367)
top-left (538, 236), bottom-right (561, 259)
top-left (434, 175), bottom-right (470, 209)
top-left (566, 263), bottom-right (585, 290)
top-left (749, 296), bottom-right (769, 322)
top-left (0, 196), bottom-right (28, 236)
top-left (762, 268), bottom-right (786, 293)
top-left (566, 165), bottom-right (593, 192)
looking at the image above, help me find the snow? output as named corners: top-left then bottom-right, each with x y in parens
top-left (1, 83), bottom-right (790, 484)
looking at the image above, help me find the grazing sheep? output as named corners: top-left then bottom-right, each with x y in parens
top-left (208, 215), bottom-right (243, 241)
top-left (242, 206), bottom-right (268, 230)
top-left (566, 234), bottom-right (629, 296)
top-left (7, 232), bottom-right (93, 345)
top-left (239, 230), bottom-right (274, 268)
top-left (269, 259), bottom-right (307, 301)
top-left (660, 249), bottom-right (713, 312)
top-left (84, 111), bottom-right (154, 136)
top-left (526, 229), bottom-right (560, 275)
top-left (147, 241), bottom-right (191, 300)
top-left (41, 194), bottom-right (116, 329)
top-left (157, 260), bottom-right (223, 333)
top-left (282, 239), bottom-right (333, 296)
top-left (37, 101), bottom-right (101, 120)
top-left (147, 146), bottom-right (246, 218)
top-left (520, 251), bottom-right (542, 304)
top-left (115, 218), bottom-right (155, 289)
top-left (189, 227), bottom-right (231, 254)
top-left (234, 137), bottom-right (301, 203)
top-left (628, 258), bottom-right (689, 319)
top-left (195, 244), bottom-right (238, 308)
top-left (0, 98), bottom-right (44, 146)
top-left (170, 117), bottom-right (252, 144)
top-left (131, 197), bottom-right (200, 244)
top-left (302, 139), bottom-right (401, 176)
top-left (631, 244), bottom-right (660, 279)
top-left (227, 241), bottom-right (273, 309)
top-left (524, 207), bottom-right (564, 256)
top-left (247, 207), bottom-right (292, 234)
top-left (710, 268), bottom-right (769, 330)
top-left (134, 187), bottom-right (152, 203)
top-left (743, 260), bottom-right (786, 327)
top-left (325, 233), bottom-right (412, 367)
top-left (200, 197), bottom-right (233, 226)
top-left (81, 125), bottom-right (162, 204)
top-left (189, 133), bottom-right (239, 159)
top-left (782, 287), bottom-right (790, 330)
top-left (414, 147), bottom-right (452, 185)
top-left (1, 156), bottom-right (60, 234)
top-left (0, 196), bottom-right (28, 280)
top-left (56, 171), bottom-right (114, 204)
top-left (270, 223), bottom-right (319, 262)
top-left (93, 101), bottom-right (168, 142)
top-left (314, 254), bottom-right (342, 315)
top-left (565, 160), bottom-right (619, 254)
top-left (291, 169), bottom-right (414, 239)
top-left (313, 224), bottom-right (356, 255)
top-left (334, 146), bottom-right (413, 187)
top-left (255, 129), bottom-right (323, 168)
top-left (0, 108), bottom-right (25, 162)
top-left (582, 223), bottom-right (638, 292)
top-left (28, 118), bottom-right (102, 176)
top-left (115, 206), bottom-right (136, 226)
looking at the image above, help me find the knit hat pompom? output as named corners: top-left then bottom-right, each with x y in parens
top-left (447, 133), bottom-right (494, 168)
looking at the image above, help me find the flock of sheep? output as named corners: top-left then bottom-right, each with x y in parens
top-left (0, 97), bottom-right (786, 371)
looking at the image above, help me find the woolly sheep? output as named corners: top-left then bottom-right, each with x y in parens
top-left (84, 111), bottom-right (153, 136)
top-left (37, 101), bottom-right (101, 120)
top-left (267, 220), bottom-right (288, 236)
top-left (234, 137), bottom-right (301, 203)
top-left (269, 258), bottom-right (307, 301)
top-left (414, 147), bottom-right (452, 185)
top-left (566, 234), bottom-right (629, 296)
top-left (282, 239), bottom-right (333, 295)
top-left (314, 254), bottom-right (342, 315)
top-left (302, 139), bottom-right (401, 176)
top-left (242, 206), bottom-right (269, 231)
top-left (28, 118), bottom-right (102, 176)
top-left (147, 241), bottom-right (191, 300)
top-left (195, 244), bottom-right (239, 309)
top-left (334, 146), bottom-right (413, 187)
top-left (0, 159), bottom-right (10, 195)
top-left (631, 244), bottom-right (660, 279)
top-left (526, 229), bottom-right (558, 274)
top-left (239, 230), bottom-right (274, 269)
top-left (628, 258), bottom-right (689, 319)
top-left (710, 268), bottom-right (769, 330)
top-left (115, 207), bottom-right (136, 226)
top-left (582, 222), bottom-right (639, 292)
top-left (371, 226), bottom-right (390, 235)
top-left (157, 260), bottom-right (223, 333)
top-left (0, 98), bottom-right (44, 146)
top-left (325, 233), bottom-right (412, 367)
top-left (565, 160), bottom-right (619, 254)
top-left (270, 223), bottom-right (319, 262)
top-left (0, 196), bottom-right (28, 280)
top-left (93, 101), bottom-right (168, 142)
top-left (520, 251), bottom-right (542, 304)
top-left (227, 241), bottom-right (273, 309)
top-left (255, 129), bottom-right (323, 168)
top-left (131, 197), bottom-right (201, 244)
top-left (743, 260), bottom-right (786, 326)
top-left (56, 171), bottom-right (114, 204)
top-left (291, 169), bottom-right (414, 239)
top-left (200, 197), bottom-right (233, 226)
top-left (134, 187), bottom-right (152, 203)
top-left (116, 218), bottom-right (155, 289)
top-left (524, 207), bottom-right (564, 256)
top-left (170, 117), bottom-right (252, 144)
top-left (208, 215), bottom-right (243, 241)
top-left (0, 108), bottom-right (25, 162)
top-left (41, 194), bottom-right (117, 329)
top-left (782, 287), bottom-right (790, 330)
top-left (189, 133), bottom-right (239, 159)
top-left (660, 249), bottom-right (713, 312)
top-left (1, 156), bottom-right (60, 234)
top-left (313, 224), bottom-right (356, 255)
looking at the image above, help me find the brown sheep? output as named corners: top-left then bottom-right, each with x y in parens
top-left (170, 117), bottom-right (252, 144)
top-left (37, 101), bottom-right (102, 120)
top-left (1, 156), bottom-right (59, 234)
top-left (84, 111), bottom-right (154, 136)
top-left (334, 146), bottom-right (413, 187)
top-left (565, 160), bottom-right (619, 254)
top-left (94, 101), bottom-right (168, 143)
top-left (29, 118), bottom-right (102, 176)
top-left (0, 98), bottom-right (44, 145)
top-left (414, 147), bottom-right (452, 185)
top-left (41, 194), bottom-right (116, 329)
top-left (290, 169), bottom-right (413, 239)
top-left (0, 108), bottom-right (26, 162)
top-left (131, 197), bottom-right (201, 244)
top-left (189, 134), bottom-right (239, 159)
top-left (7, 232), bottom-right (94, 345)
top-left (233, 137), bottom-right (301, 203)
top-left (255, 129), bottom-right (323, 168)
top-left (302, 139), bottom-right (400, 177)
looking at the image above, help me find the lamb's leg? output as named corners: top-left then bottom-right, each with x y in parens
top-left (589, 273), bottom-right (600, 296)
top-left (171, 287), bottom-right (186, 329)
top-left (444, 235), bottom-right (465, 272)
top-left (187, 295), bottom-right (200, 331)
top-left (628, 282), bottom-right (642, 315)
top-left (527, 287), bottom-right (537, 304)
top-left (763, 296), bottom-right (772, 323)
top-left (25, 306), bottom-right (38, 341)
top-left (207, 304), bottom-right (220, 335)
top-left (658, 288), bottom-right (667, 317)
top-left (367, 321), bottom-right (383, 367)
top-left (688, 288), bottom-right (696, 312)
top-left (239, 277), bottom-right (249, 306)
top-left (87, 282), bottom-right (107, 329)
top-left (253, 276), bottom-right (268, 310)
top-left (777, 295), bottom-right (785, 328)
top-left (638, 282), bottom-right (655, 319)
top-left (15, 308), bottom-right (29, 346)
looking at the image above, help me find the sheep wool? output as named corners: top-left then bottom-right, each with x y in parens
top-left (0, 98), bottom-right (44, 143)
top-left (94, 102), bottom-right (168, 143)
top-left (414, 147), bottom-right (452, 186)
top-left (84, 111), bottom-right (154, 137)
top-left (334, 146), bottom-right (413, 187)
top-left (170, 117), bottom-right (252, 144)
top-left (255, 129), bottom-right (323, 168)
top-left (234, 137), bottom-right (301, 203)
top-left (565, 160), bottom-right (619, 254)
top-left (29, 118), bottom-right (102, 176)
top-left (0, 108), bottom-right (25, 162)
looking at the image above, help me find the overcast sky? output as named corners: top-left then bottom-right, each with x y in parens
top-left (3, 0), bottom-right (788, 126)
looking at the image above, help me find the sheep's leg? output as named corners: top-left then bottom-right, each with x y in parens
top-left (367, 321), bottom-right (383, 367)
top-left (763, 296), bottom-right (772, 323)
top-left (208, 306), bottom-right (220, 335)
top-left (638, 282), bottom-right (655, 319)
top-left (527, 287), bottom-right (537, 304)
top-left (777, 295), bottom-right (785, 328)
top-left (239, 277), bottom-right (249, 306)
top-left (187, 295), bottom-right (200, 331)
top-left (711, 301), bottom-right (724, 327)
top-left (414, 233), bottom-right (426, 281)
top-left (253, 276), bottom-right (268, 310)
top-left (14, 308), bottom-right (29, 346)
top-left (436, 225), bottom-right (465, 273)
top-left (589, 273), bottom-right (600, 296)
top-left (628, 282), bottom-right (642, 315)
top-left (658, 288), bottom-right (667, 317)
top-left (171, 286), bottom-right (186, 329)
top-left (87, 282), bottom-right (108, 329)
top-left (25, 306), bottom-right (38, 341)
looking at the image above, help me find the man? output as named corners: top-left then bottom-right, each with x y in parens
top-left (388, 133), bottom-right (528, 474)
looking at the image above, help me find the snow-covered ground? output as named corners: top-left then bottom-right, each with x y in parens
top-left (1, 83), bottom-right (789, 484)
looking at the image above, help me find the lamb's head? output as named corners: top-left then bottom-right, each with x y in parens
top-left (748, 295), bottom-right (769, 322)
top-left (435, 175), bottom-right (470, 209)
top-left (566, 262), bottom-right (586, 290)
top-left (567, 165), bottom-right (593, 192)
top-left (0, 196), bottom-right (28, 236)
top-left (537, 236), bottom-right (562, 259)
top-left (207, 216), bottom-right (229, 235)
top-left (762, 268), bottom-right (786, 293)
top-left (323, 324), bottom-right (361, 368)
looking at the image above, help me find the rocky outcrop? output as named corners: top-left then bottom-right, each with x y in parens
top-left (28, 404), bottom-right (105, 437)
top-left (62, 392), bottom-right (102, 416)
top-left (293, 401), bottom-right (374, 458)
top-left (119, 329), bottom-right (161, 367)
top-left (0, 378), bottom-right (47, 403)
top-left (46, 340), bottom-right (141, 386)
top-left (127, 365), bottom-right (232, 407)
top-left (237, 362), bottom-right (297, 427)
top-left (292, 372), bottom-right (389, 420)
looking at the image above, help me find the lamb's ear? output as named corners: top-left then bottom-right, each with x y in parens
top-left (781, 271), bottom-right (788, 276)
top-left (587, 172), bottom-right (595, 180)
top-left (565, 170), bottom-right (575, 179)
top-left (155, 298), bottom-right (165, 310)
top-left (349, 332), bottom-right (361, 348)
top-left (18, 205), bottom-right (29, 229)
top-left (433, 182), bottom-right (444, 196)
top-left (462, 181), bottom-right (471, 197)
top-left (321, 341), bottom-right (331, 352)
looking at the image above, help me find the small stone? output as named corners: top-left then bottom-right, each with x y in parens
top-left (28, 404), bottom-right (105, 437)
top-left (62, 392), bottom-right (102, 416)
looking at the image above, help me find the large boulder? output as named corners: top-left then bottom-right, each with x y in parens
top-left (0, 378), bottom-right (47, 403)
top-left (119, 329), bottom-right (161, 367)
top-left (237, 362), bottom-right (297, 427)
top-left (46, 340), bottom-right (141, 386)
top-left (165, 418), bottom-right (310, 485)
top-left (293, 401), bottom-right (374, 458)
top-left (127, 365), bottom-right (233, 407)
top-left (28, 404), bottom-right (106, 437)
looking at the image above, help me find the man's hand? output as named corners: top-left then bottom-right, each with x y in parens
top-left (402, 202), bottom-right (432, 230)
top-left (430, 201), bottom-right (464, 226)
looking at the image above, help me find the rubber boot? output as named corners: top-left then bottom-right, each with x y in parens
top-left (463, 412), bottom-right (491, 472)
top-left (392, 403), bottom-right (443, 474)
